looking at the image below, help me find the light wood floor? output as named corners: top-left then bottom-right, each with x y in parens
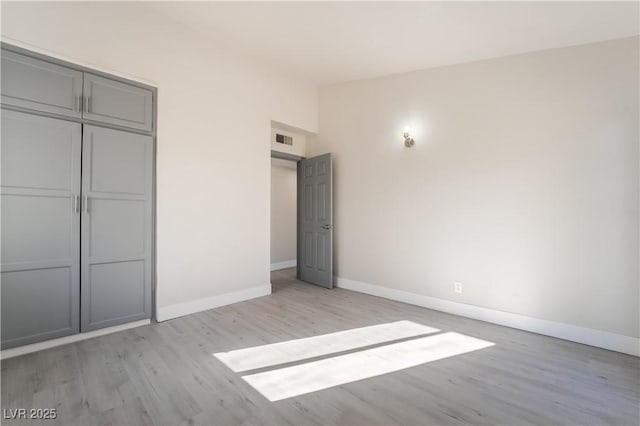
top-left (2, 268), bottom-right (638, 426)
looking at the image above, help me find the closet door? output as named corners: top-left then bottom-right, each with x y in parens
top-left (83, 73), bottom-right (153, 131)
top-left (81, 125), bottom-right (152, 331)
top-left (1, 110), bottom-right (81, 349)
top-left (1, 50), bottom-right (83, 118)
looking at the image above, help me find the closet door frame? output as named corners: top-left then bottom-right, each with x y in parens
top-left (1, 42), bottom-right (159, 326)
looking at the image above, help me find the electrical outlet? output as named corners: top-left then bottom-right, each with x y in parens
top-left (454, 281), bottom-right (463, 294)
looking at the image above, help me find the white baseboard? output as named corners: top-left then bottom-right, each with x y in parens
top-left (0, 319), bottom-right (151, 360)
top-left (157, 284), bottom-right (272, 322)
top-left (336, 277), bottom-right (639, 357)
top-left (270, 259), bottom-right (297, 271)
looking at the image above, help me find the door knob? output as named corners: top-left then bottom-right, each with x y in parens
top-left (321, 224), bottom-right (333, 230)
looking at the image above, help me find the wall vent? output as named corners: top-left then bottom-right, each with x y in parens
top-left (275, 133), bottom-right (293, 146)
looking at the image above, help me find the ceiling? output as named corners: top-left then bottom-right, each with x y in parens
top-left (149, 1), bottom-right (639, 85)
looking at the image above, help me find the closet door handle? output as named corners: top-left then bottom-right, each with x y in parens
top-left (84, 96), bottom-right (90, 114)
top-left (83, 195), bottom-right (89, 214)
top-left (74, 194), bottom-right (80, 213)
top-left (75, 95), bottom-right (81, 113)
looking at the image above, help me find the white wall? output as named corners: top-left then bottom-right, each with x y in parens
top-left (270, 159), bottom-right (297, 267)
top-left (310, 37), bottom-right (639, 340)
top-left (1, 2), bottom-right (318, 319)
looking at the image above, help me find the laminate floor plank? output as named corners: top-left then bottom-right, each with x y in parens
top-left (1, 268), bottom-right (638, 425)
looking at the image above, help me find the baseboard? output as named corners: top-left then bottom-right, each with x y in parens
top-left (270, 259), bottom-right (297, 271)
top-left (0, 319), bottom-right (151, 360)
top-left (336, 277), bottom-right (639, 357)
top-left (157, 284), bottom-right (272, 322)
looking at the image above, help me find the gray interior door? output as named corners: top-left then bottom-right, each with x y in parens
top-left (1, 50), bottom-right (83, 118)
top-left (81, 125), bottom-right (153, 331)
top-left (298, 153), bottom-right (333, 288)
top-left (83, 73), bottom-right (153, 132)
top-left (1, 110), bottom-right (81, 349)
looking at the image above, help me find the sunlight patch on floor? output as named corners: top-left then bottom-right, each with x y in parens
top-left (242, 332), bottom-right (494, 401)
top-left (214, 320), bottom-right (439, 372)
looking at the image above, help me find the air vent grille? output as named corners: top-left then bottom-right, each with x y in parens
top-left (275, 133), bottom-right (293, 146)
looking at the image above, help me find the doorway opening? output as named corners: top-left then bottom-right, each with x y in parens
top-left (270, 154), bottom-right (299, 292)
top-left (269, 124), bottom-right (334, 291)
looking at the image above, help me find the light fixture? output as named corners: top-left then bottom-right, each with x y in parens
top-left (403, 126), bottom-right (415, 147)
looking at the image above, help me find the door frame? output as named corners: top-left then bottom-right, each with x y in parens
top-left (270, 149), bottom-right (335, 286)
top-left (1, 42), bottom-right (159, 324)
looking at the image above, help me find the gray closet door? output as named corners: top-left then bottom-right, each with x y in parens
top-left (1, 50), bottom-right (83, 118)
top-left (298, 153), bottom-right (333, 288)
top-left (83, 73), bottom-right (153, 132)
top-left (1, 110), bottom-right (81, 349)
top-left (81, 125), bottom-right (152, 331)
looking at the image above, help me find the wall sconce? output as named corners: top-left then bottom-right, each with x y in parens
top-left (403, 126), bottom-right (415, 147)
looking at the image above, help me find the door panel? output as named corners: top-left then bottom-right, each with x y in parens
top-left (1, 110), bottom-right (81, 349)
top-left (1, 50), bottom-right (82, 118)
top-left (1, 115), bottom-right (76, 189)
top-left (298, 153), bottom-right (333, 288)
top-left (2, 268), bottom-right (75, 344)
top-left (90, 132), bottom-right (147, 194)
top-left (89, 199), bottom-right (146, 259)
top-left (88, 260), bottom-right (145, 324)
top-left (2, 195), bottom-right (73, 264)
top-left (83, 73), bottom-right (153, 131)
top-left (81, 125), bottom-right (152, 331)
top-left (317, 233), bottom-right (328, 271)
top-left (304, 232), bottom-right (314, 268)
top-left (318, 182), bottom-right (329, 221)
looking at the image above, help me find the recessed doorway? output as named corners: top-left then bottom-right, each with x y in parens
top-left (270, 145), bottom-right (334, 289)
